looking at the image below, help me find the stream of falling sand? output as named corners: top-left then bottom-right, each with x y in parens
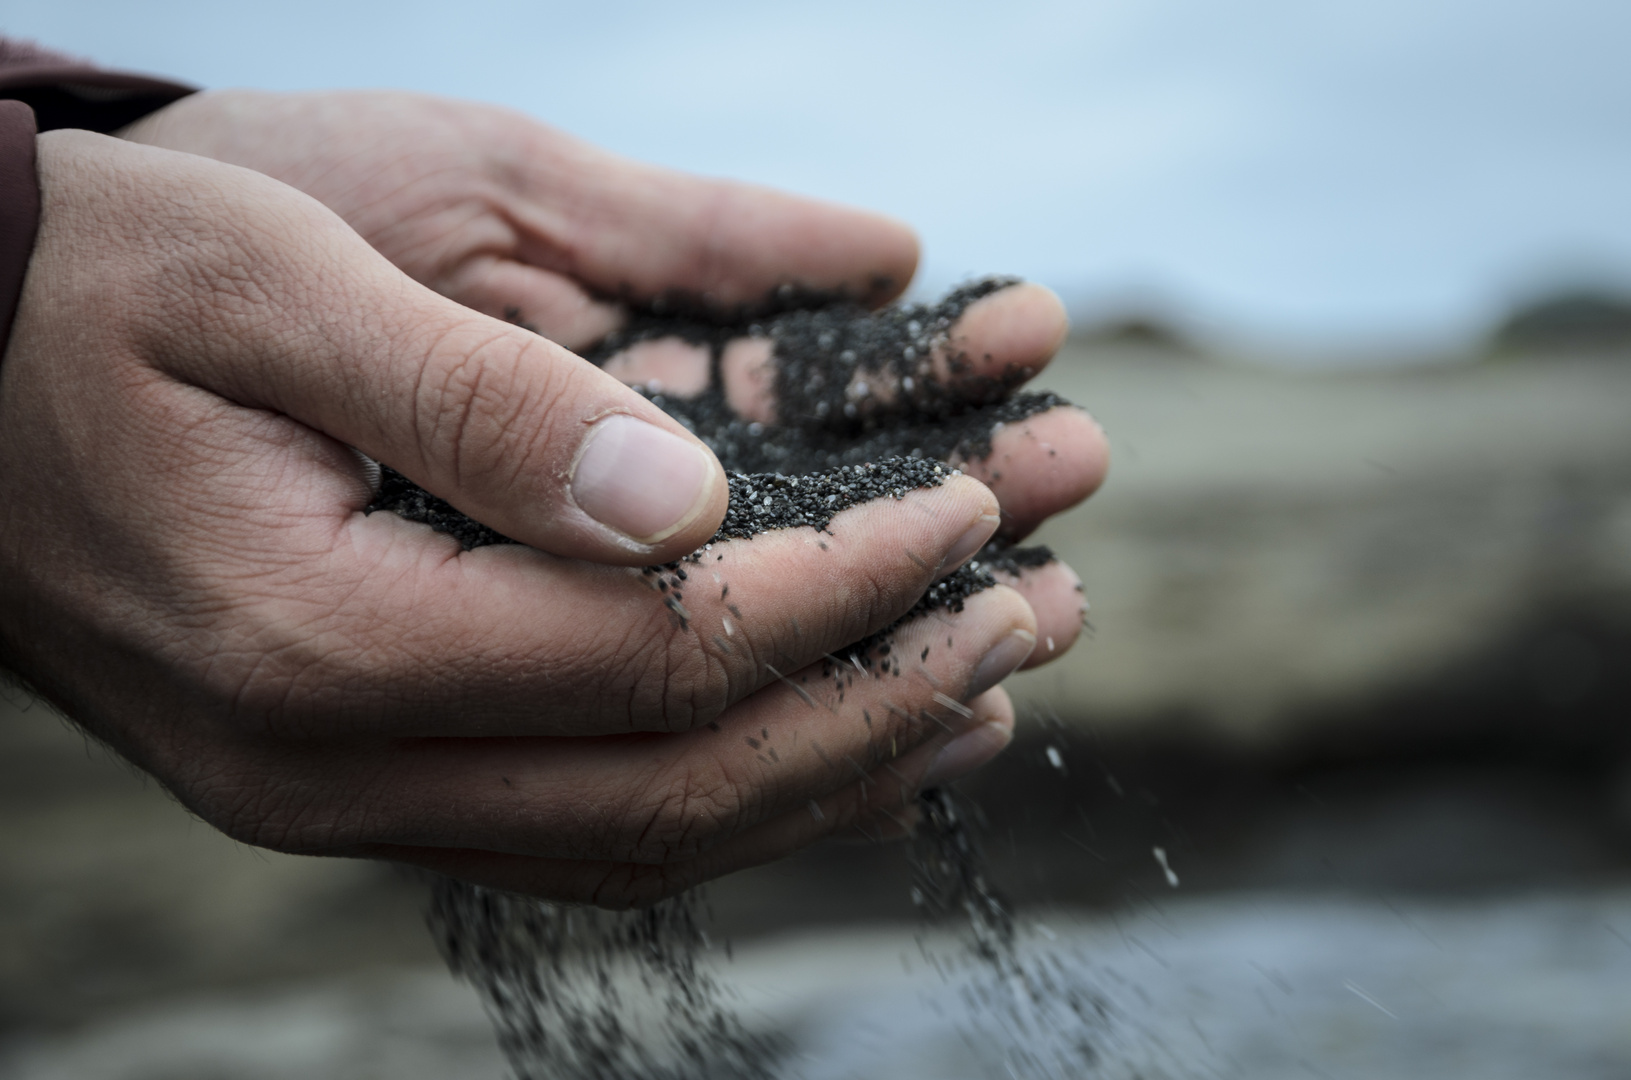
top-left (424, 787), bottom-right (1120, 1080)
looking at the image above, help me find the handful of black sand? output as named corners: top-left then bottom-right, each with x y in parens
top-left (372, 279), bottom-right (1094, 1079)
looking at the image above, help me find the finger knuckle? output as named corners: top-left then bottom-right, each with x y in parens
top-left (626, 765), bottom-right (749, 863)
top-left (414, 332), bottom-right (570, 493)
top-left (609, 617), bottom-right (739, 733)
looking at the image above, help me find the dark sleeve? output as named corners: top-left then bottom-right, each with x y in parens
top-left (0, 38), bottom-right (196, 133)
top-left (0, 38), bottom-right (196, 358)
top-left (0, 100), bottom-right (39, 359)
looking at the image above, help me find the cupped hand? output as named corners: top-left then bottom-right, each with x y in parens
top-left (0, 132), bottom-right (1038, 905)
top-left (121, 89), bottom-right (1109, 670)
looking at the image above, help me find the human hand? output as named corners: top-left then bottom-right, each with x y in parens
top-left (120, 89), bottom-right (1108, 669)
top-left (0, 131), bottom-right (1039, 905)
top-left (118, 89), bottom-right (922, 351)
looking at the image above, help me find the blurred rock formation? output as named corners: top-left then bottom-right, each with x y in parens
top-left (1010, 342), bottom-right (1631, 762)
top-left (1489, 288), bottom-right (1631, 354)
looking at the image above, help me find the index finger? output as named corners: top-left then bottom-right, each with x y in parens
top-left (510, 127), bottom-right (921, 310)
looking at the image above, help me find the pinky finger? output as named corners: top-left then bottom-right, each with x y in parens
top-left (988, 559), bottom-right (1087, 669)
top-left (363, 688), bottom-right (1016, 907)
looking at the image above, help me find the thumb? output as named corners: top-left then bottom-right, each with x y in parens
top-left (53, 134), bottom-right (727, 564)
top-left (325, 308), bottom-right (730, 564)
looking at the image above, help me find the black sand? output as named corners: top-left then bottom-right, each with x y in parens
top-left (426, 876), bottom-right (781, 1080)
top-left (911, 789), bottom-right (1110, 1076)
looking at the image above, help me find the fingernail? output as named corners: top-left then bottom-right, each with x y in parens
top-left (967, 629), bottom-right (1035, 698)
top-left (921, 721), bottom-right (1013, 789)
top-left (937, 513), bottom-right (1002, 578)
top-left (570, 415), bottom-right (717, 544)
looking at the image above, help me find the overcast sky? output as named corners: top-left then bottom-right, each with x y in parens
top-left (7, 0), bottom-right (1630, 356)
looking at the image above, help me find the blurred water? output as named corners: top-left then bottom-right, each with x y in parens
top-left (6, 891), bottom-right (1629, 1080)
top-left (749, 892), bottom-right (1631, 1080)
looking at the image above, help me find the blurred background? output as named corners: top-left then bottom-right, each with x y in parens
top-left (1, 1), bottom-right (1629, 1077)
